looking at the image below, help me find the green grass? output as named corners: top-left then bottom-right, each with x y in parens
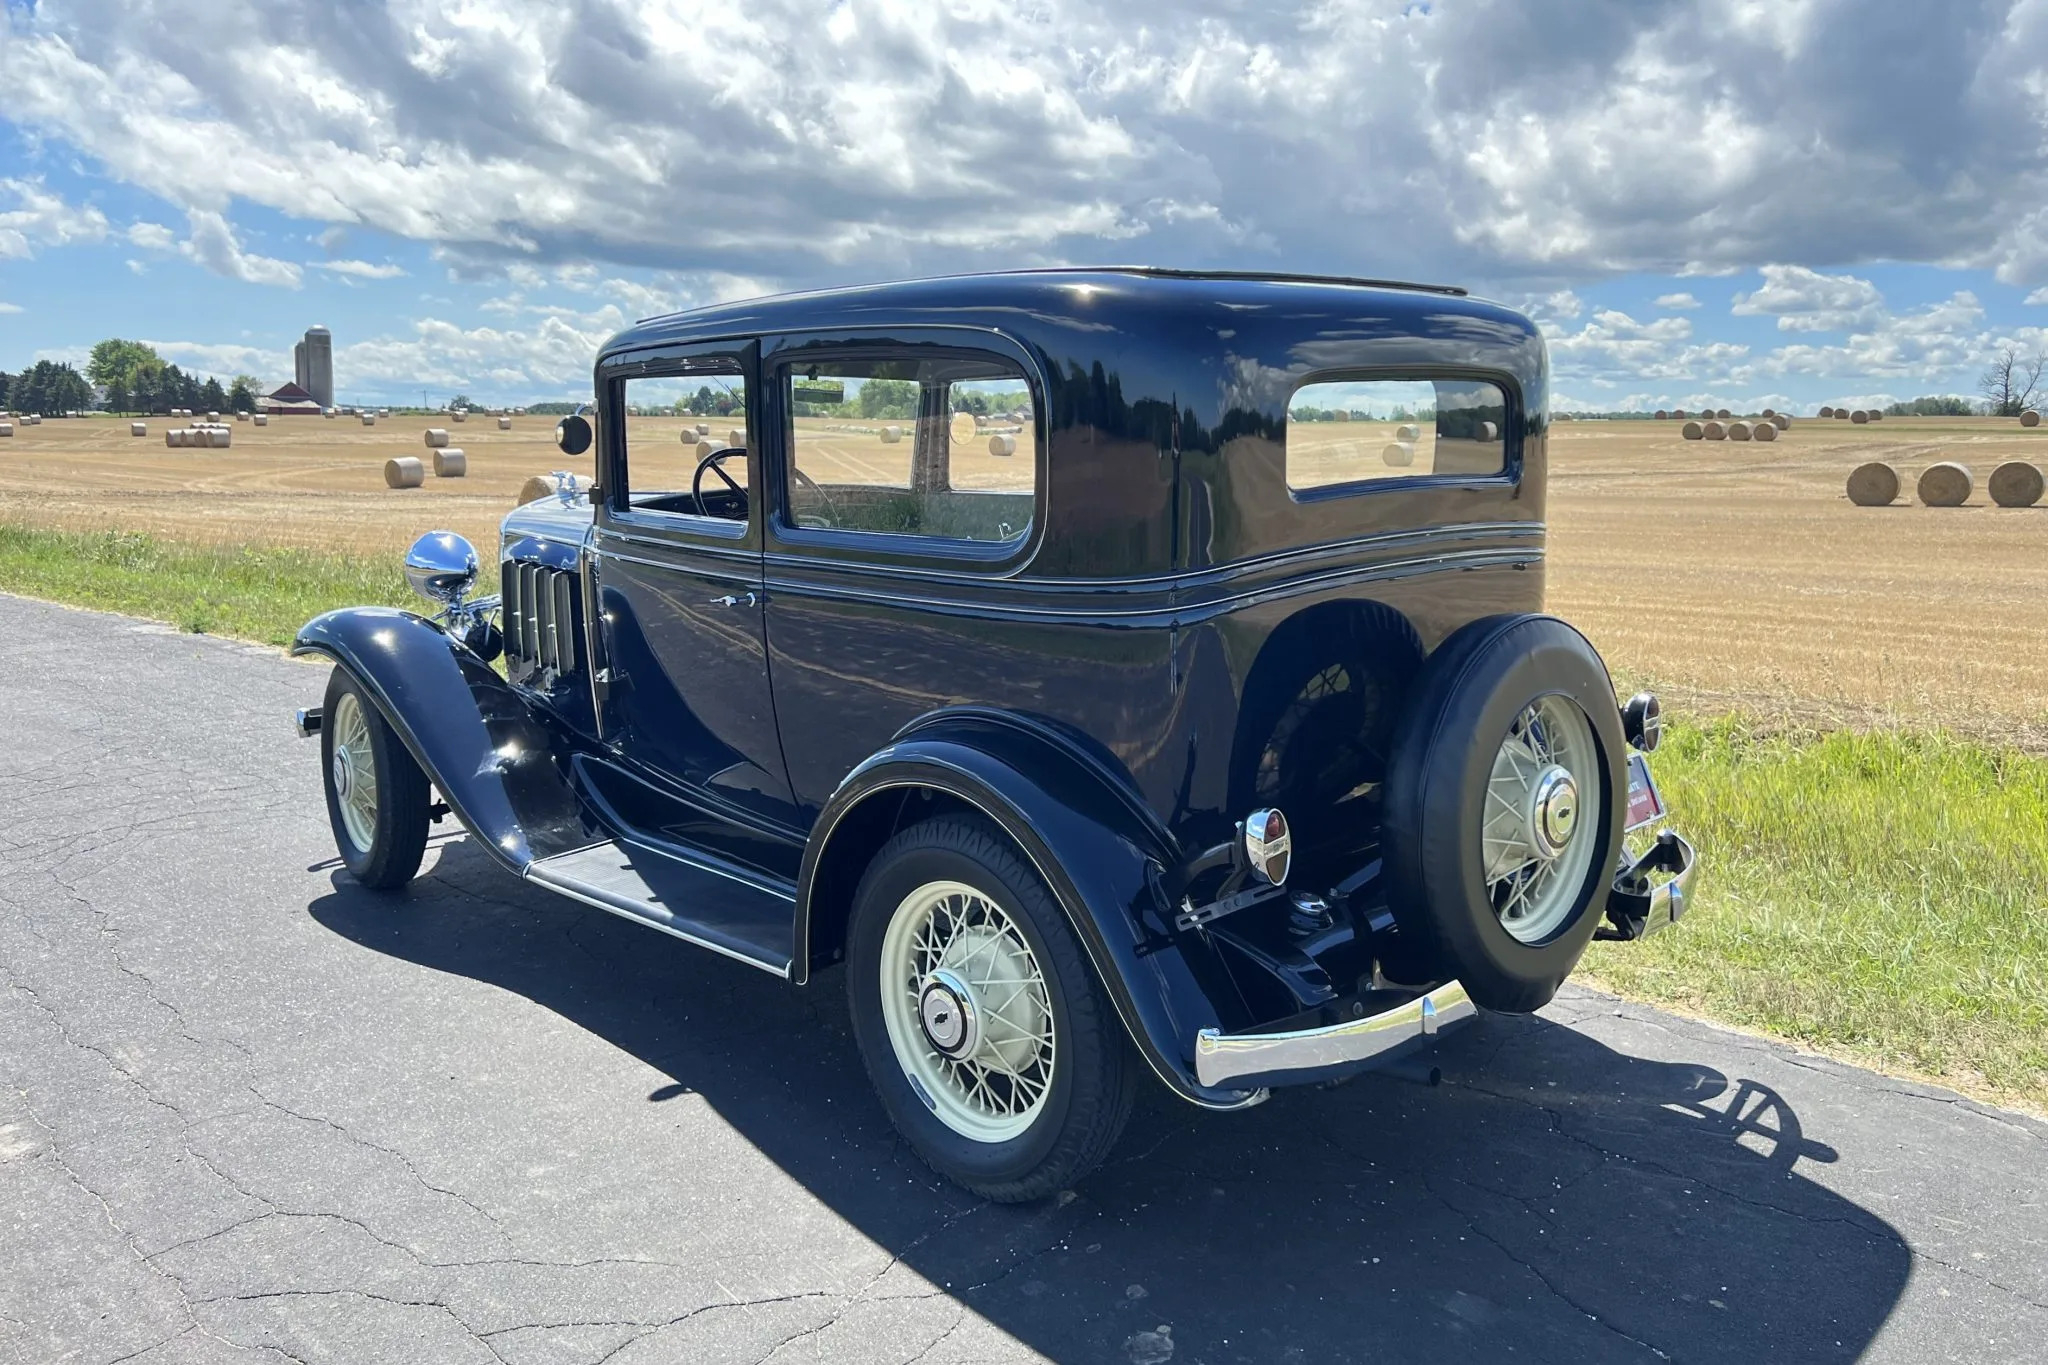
top-left (4, 519), bottom-right (2044, 1109)
top-left (1586, 716), bottom-right (2048, 1110)
top-left (0, 523), bottom-right (410, 647)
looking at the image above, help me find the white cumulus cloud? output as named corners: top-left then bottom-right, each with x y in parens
top-left (179, 209), bottom-right (301, 288)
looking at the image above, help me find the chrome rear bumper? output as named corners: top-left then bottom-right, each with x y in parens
top-left (1194, 979), bottom-right (1477, 1090)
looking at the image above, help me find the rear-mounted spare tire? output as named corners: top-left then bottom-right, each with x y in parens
top-left (1380, 615), bottom-right (1627, 1013)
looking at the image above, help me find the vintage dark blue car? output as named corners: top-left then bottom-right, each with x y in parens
top-left (293, 267), bottom-right (1697, 1200)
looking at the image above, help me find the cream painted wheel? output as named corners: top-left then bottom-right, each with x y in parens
top-left (328, 691), bottom-right (380, 853)
top-left (877, 879), bottom-right (1057, 1144)
top-left (1483, 695), bottom-right (1601, 944)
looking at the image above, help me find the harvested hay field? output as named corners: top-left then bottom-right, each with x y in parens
top-left (2, 413), bottom-right (2045, 738)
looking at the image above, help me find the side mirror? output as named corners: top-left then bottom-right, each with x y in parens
top-left (555, 414), bottom-right (593, 456)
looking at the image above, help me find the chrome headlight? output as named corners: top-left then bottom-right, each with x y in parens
top-left (403, 531), bottom-right (479, 606)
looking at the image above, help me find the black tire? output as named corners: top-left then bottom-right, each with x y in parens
top-left (320, 666), bottom-right (431, 890)
top-left (1380, 615), bottom-right (1627, 1013)
top-left (846, 816), bottom-right (1136, 1202)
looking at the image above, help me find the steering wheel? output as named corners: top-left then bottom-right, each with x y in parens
top-left (788, 463), bottom-right (841, 528)
top-left (691, 446), bottom-right (747, 519)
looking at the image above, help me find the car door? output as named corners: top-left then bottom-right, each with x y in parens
top-left (591, 342), bottom-right (799, 836)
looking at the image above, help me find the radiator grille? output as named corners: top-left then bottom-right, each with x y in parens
top-left (501, 559), bottom-right (583, 679)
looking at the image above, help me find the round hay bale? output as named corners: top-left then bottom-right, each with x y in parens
top-left (518, 475), bottom-right (554, 506)
top-left (880, 425), bottom-right (903, 444)
top-left (1869, 411), bottom-right (1883, 421)
top-left (1477, 420), bottom-right (1499, 441)
top-left (1333, 410), bottom-right (1352, 422)
top-left (235, 411), bottom-right (249, 421)
top-left (728, 428), bottom-right (747, 449)
top-left (1917, 461), bottom-right (1972, 507)
top-left (361, 413), bottom-right (376, 426)
top-left (2022, 410), bottom-right (2041, 428)
top-left (1819, 406), bottom-right (1834, 418)
top-left (498, 416), bottom-right (512, 430)
top-left (1772, 413), bottom-right (1791, 431)
top-left (1728, 421), bottom-right (1752, 441)
top-left (1846, 462), bottom-right (1901, 506)
top-left (0, 422), bottom-right (12, 438)
top-left (1396, 423), bottom-right (1421, 442)
top-left (253, 414), bottom-right (269, 426)
top-left (988, 433), bottom-right (1017, 457)
top-left (384, 457), bottom-right (426, 489)
top-left (165, 429), bottom-right (183, 448)
top-left (453, 410), bottom-right (467, 423)
top-left (1680, 420), bottom-right (1704, 440)
top-left (695, 422), bottom-right (711, 436)
top-left (1702, 421), bottom-right (1726, 440)
top-left (694, 439), bottom-right (715, 460)
top-left (424, 428), bottom-right (450, 448)
top-left (1654, 409), bottom-right (1668, 420)
top-left (1752, 420), bottom-right (1778, 443)
top-left (947, 412), bottom-right (977, 446)
top-left (207, 411), bottom-right (219, 421)
top-left (131, 422), bottom-right (147, 437)
top-left (206, 428), bottom-right (232, 449)
top-left (1834, 409), bottom-right (1849, 420)
top-left (324, 408), bottom-right (336, 419)
top-left (1850, 409), bottom-right (1869, 425)
top-left (1714, 408), bottom-right (1730, 420)
top-left (433, 449), bottom-right (466, 478)
top-left (1761, 408), bottom-right (1776, 419)
top-left (1382, 441), bottom-right (1417, 467)
top-left (1988, 461), bottom-right (2045, 507)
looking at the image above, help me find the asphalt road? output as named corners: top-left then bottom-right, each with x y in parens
top-left (2, 591), bottom-right (2043, 1365)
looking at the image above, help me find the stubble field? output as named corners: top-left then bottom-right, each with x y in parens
top-left (2, 411), bottom-right (2045, 741)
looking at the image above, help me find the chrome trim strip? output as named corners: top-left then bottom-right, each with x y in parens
top-left (524, 859), bottom-right (792, 979)
top-left (1194, 980), bottom-right (1477, 1088)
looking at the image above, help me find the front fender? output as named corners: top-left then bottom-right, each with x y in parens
top-left (795, 715), bottom-right (1262, 1110)
top-left (292, 607), bottom-right (590, 870)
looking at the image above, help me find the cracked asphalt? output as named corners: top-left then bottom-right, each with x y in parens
top-left (2, 591), bottom-right (2044, 1364)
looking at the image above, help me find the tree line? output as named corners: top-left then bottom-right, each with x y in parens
top-left (0, 339), bottom-right (266, 416)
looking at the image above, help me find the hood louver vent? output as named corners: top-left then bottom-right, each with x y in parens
top-left (501, 559), bottom-right (583, 681)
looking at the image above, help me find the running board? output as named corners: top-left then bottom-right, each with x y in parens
top-left (525, 839), bottom-right (795, 978)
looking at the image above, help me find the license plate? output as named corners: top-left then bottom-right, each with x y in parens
top-left (1625, 752), bottom-right (1666, 831)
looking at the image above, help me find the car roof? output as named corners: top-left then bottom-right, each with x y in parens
top-left (602, 266), bottom-right (1519, 353)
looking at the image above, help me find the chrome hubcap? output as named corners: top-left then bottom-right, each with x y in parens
top-left (879, 880), bottom-right (1056, 1143)
top-left (918, 969), bottom-right (979, 1058)
top-left (1528, 766), bottom-right (1579, 859)
top-left (1483, 697), bottom-right (1600, 944)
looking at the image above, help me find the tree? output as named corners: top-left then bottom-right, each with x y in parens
top-left (856, 378), bottom-right (920, 419)
top-left (199, 376), bottom-right (228, 412)
top-left (1885, 395), bottom-right (1975, 417)
top-left (229, 376), bottom-right (258, 414)
top-left (0, 370), bottom-right (11, 409)
top-left (447, 393), bottom-right (473, 412)
top-left (87, 338), bottom-right (163, 393)
top-left (13, 360), bottom-right (92, 415)
top-left (1978, 346), bottom-right (2044, 417)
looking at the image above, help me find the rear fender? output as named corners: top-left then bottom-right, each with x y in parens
top-left (292, 607), bottom-right (592, 870)
top-left (795, 710), bottom-right (1262, 1109)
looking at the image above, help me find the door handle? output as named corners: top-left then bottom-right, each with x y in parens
top-left (712, 591), bottom-right (759, 608)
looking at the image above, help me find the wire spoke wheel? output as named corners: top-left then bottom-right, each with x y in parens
top-left (879, 879), bottom-right (1056, 1144)
top-left (1481, 694), bottom-right (1600, 945)
top-left (329, 692), bottom-right (380, 853)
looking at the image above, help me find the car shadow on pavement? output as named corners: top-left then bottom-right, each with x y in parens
top-left (311, 841), bottom-right (1910, 1364)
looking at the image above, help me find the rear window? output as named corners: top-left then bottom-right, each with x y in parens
top-left (1286, 377), bottom-right (1509, 491)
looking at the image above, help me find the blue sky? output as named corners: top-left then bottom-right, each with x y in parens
top-left (5, 0), bottom-right (2048, 413)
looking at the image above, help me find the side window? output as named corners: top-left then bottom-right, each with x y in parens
top-left (780, 354), bottom-right (1035, 546)
top-left (1286, 377), bottom-right (1508, 492)
top-left (619, 364), bottom-right (749, 523)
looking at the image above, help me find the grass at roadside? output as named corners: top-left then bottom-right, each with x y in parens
top-left (0, 523), bottom-right (410, 647)
top-left (4, 519), bottom-right (2044, 1110)
top-left (1585, 716), bottom-right (2048, 1112)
